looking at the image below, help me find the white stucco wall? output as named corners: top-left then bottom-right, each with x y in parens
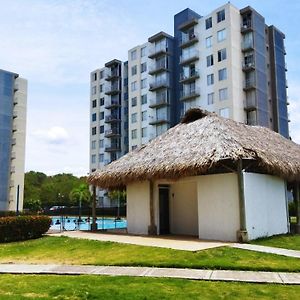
top-left (244, 173), bottom-right (288, 240)
top-left (197, 173), bottom-right (240, 241)
top-left (169, 180), bottom-right (198, 236)
top-left (127, 181), bottom-right (150, 235)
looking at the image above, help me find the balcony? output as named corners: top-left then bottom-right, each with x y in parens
top-left (148, 62), bottom-right (169, 75)
top-left (105, 85), bottom-right (121, 95)
top-left (180, 88), bottom-right (200, 102)
top-left (241, 41), bottom-right (254, 52)
top-left (105, 115), bottom-right (121, 123)
top-left (105, 70), bottom-right (120, 81)
top-left (13, 97), bottom-right (18, 105)
top-left (14, 82), bottom-right (19, 92)
top-left (12, 124), bottom-right (17, 132)
top-left (242, 61), bottom-right (255, 72)
top-left (244, 97), bottom-right (257, 111)
top-left (179, 33), bottom-right (199, 48)
top-left (148, 46), bottom-right (170, 59)
top-left (11, 138), bottom-right (16, 146)
top-left (179, 70), bottom-right (200, 84)
top-left (105, 144), bottom-right (121, 152)
top-left (241, 20), bottom-right (253, 33)
top-left (11, 152), bottom-right (16, 160)
top-left (149, 115), bottom-right (169, 125)
top-left (10, 180), bottom-right (14, 188)
top-left (105, 99), bottom-right (121, 109)
top-left (13, 110), bottom-right (18, 118)
top-left (10, 166), bottom-right (15, 173)
top-left (149, 78), bottom-right (169, 91)
top-left (149, 97), bottom-right (169, 108)
top-left (179, 50), bottom-right (199, 65)
top-left (243, 78), bottom-right (256, 91)
top-left (104, 128), bottom-right (121, 138)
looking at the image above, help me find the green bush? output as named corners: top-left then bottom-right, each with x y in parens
top-left (0, 215), bottom-right (51, 243)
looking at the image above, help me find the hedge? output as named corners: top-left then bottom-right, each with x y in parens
top-left (0, 215), bottom-right (52, 243)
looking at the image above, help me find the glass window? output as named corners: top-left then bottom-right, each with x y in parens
top-left (92, 86), bottom-right (96, 95)
top-left (207, 74), bottom-right (214, 86)
top-left (219, 88), bottom-right (228, 101)
top-left (207, 93), bottom-right (214, 105)
top-left (91, 140), bottom-right (96, 149)
top-left (141, 94), bottom-right (147, 105)
top-left (217, 9), bottom-right (225, 23)
top-left (100, 98), bottom-right (104, 106)
top-left (132, 145), bottom-right (137, 150)
top-left (205, 17), bottom-right (212, 29)
top-left (91, 155), bottom-right (96, 164)
top-left (99, 154), bottom-right (104, 163)
top-left (131, 113), bottom-right (137, 123)
top-left (141, 62), bottom-right (147, 73)
top-left (131, 97), bottom-right (137, 107)
top-left (92, 113), bottom-right (96, 122)
top-left (99, 111), bottom-right (104, 120)
top-left (131, 49), bottom-right (137, 60)
top-left (99, 125), bottom-right (104, 134)
top-left (131, 81), bottom-right (137, 91)
top-left (217, 29), bottom-right (226, 42)
top-left (131, 65), bottom-right (137, 76)
top-left (99, 140), bottom-right (104, 148)
top-left (99, 84), bottom-right (104, 92)
top-left (92, 73), bottom-right (97, 81)
top-left (218, 48), bottom-right (227, 62)
top-left (92, 127), bottom-right (96, 135)
top-left (219, 107), bottom-right (230, 118)
top-left (92, 100), bottom-right (97, 108)
top-left (141, 46), bottom-right (146, 57)
top-left (131, 129), bottom-right (137, 139)
top-left (141, 78), bottom-right (147, 89)
top-left (142, 127), bottom-right (147, 138)
top-left (100, 70), bottom-right (104, 79)
top-left (141, 111), bottom-right (147, 121)
top-left (218, 68), bottom-right (227, 81)
top-left (206, 54), bottom-right (214, 67)
top-left (206, 36), bottom-right (212, 48)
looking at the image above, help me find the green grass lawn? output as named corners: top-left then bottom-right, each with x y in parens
top-left (1, 236), bottom-right (300, 272)
top-left (0, 275), bottom-right (299, 300)
top-left (251, 234), bottom-right (300, 251)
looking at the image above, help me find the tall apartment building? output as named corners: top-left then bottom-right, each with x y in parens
top-left (90, 3), bottom-right (289, 206)
top-left (0, 69), bottom-right (27, 211)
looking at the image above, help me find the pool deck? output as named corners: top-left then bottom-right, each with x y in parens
top-left (48, 231), bottom-right (229, 251)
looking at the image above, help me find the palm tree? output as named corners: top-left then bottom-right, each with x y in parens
top-left (69, 184), bottom-right (91, 221)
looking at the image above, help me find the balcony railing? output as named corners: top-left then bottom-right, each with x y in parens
top-left (105, 144), bottom-right (121, 152)
top-left (243, 78), bottom-right (256, 91)
top-left (11, 138), bottom-right (16, 146)
top-left (149, 115), bottom-right (169, 125)
top-left (11, 152), bottom-right (16, 160)
top-left (104, 99), bottom-right (121, 109)
top-left (242, 61), bottom-right (255, 71)
top-left (179, 50), bottom-right (199, 65)
top-left (149, 97), bottom-right (169, 108)
top-left (241, 20), bottom-right (253, 33)
top-left (148, 62), bottom-right (168, 75)
top-left (244, 97), bottom-right (257, 111)
top-left (105, 85), bottom-right (121, 95)
top-left (149, 78), bottom-right (169, 91)
top-left (179, 33), bottom-right (198, 48)
top-left (180, 88), bottom-right (200, 101)
top-left (105, 69), bottom-right (120, 81)
top-left (179, 70), bottom-right (200, 83)
top-left (13, 111), bottom-right (18, 118)
top-left (104, 128), bottom-right (121, 137)
top-left (105, 115), bottom-right (121, 123)
top-left (241, 41), bottom-right (254, 51)
top-left (148, 46), bottom-right (169, 59)
top-left (10, 166), bottom-right (15, 173)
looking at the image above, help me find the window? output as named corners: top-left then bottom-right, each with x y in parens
top-left (131, 81), bottom-right (137, 91)
top-left (131, 129), bottom-right (137, 139)
top-left (142, 127), bottom-right (147, 138)
top-left (141, 46), bottom-right (146, 57)
top-left (206, 36), bottom-right (212, 48)
top-left (100, 98), bottom-right (104, 106)
top-left (99, 111), bottom-right (104, 120)
top-left (92, 73), bottom-right (97, 81)
top-left (141, 78), bottom-right (147, 89)
top-left (218, 48), bottom-right (227, 62)
top-left (91, 140), bottom-right (96, 149)
top-left (91, 155), bottom-right (96, 164)
top-left (205, 17), bottom-right (212, 29)
top-left (92, 127), bottom-right (96, 135)
top-left (100, 70), bottom-right (104, 79)
top-left (131, 65), bottom-right (137, 76)
top-left (219, 88), bottom-right (228, 101)
top-left (206, 54), bottom-right (214, 67)
top-left (207, 93), bottom-right (214, 105)
top-left (131, 49), bottom-right (137, 60)
top-left (99, 84), bottom-right (103, 93)
top-left (131, 113), bottom-right (137, 123)
top-left (99, 125), bottom-right (104, 134)
top-left (131, 97), bottom-right (137, 107)
top-left (92, 113), bottom-right (96, 122)
top-left (92, 99), bottom-right (97, 108)
top-left (218, 68), bottom-right (227, 81)
top-left (217, 29), bottom-right (226, 42)
top-left (207, 74), bottom-right (214, 86)
top-left (219, 107), bottom-right (230, 118)
top-left (141, 111), bottom-right (147, 121)
top-left (217, 9), bottom-right (225, 23)
top-left (92, 86), bottom-right (96, 95)
top-left (132, 145), bottom-right (137, 150)
top-left (99, 154), bottom-right (104, 163)
top-left (99, 139), bottom-right (104, 148)
top-left (141, 94), bottom-right (147, 105)
top-left (141, 62), bottom-right (147, 73)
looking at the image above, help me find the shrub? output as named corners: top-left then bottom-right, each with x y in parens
top-left (0, 215), bottom-right (51, 243)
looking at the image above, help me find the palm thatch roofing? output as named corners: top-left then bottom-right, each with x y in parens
top-left (88, 108), bottom-right (300, 189)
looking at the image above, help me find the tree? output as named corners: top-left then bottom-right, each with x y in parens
top-left (108, 190), bottom-right (126, 205)
top-left (69, 184), bottom-right (91, 219)
top-left (23, 198), bottom-right (42, 212)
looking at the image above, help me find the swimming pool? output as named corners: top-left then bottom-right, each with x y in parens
top-left (50, 216), bottom-right (127, 231)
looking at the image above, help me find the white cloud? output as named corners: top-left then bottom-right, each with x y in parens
top-left (33, 126), bottom-right (69, 145)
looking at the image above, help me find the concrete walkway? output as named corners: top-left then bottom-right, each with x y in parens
top-left (50, 231), bottom-right (229, 251)
top-left (231, 243), bottom-right (300, 259)
top-left (0, 264), bottom-right (299, 284)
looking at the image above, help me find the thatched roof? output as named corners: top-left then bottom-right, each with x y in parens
top-left (88, 108), bottom-right (300, 189)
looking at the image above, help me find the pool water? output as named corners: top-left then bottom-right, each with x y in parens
top-left (50, 216), bottom-right (127, 231)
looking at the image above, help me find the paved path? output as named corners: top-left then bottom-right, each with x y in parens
top-left (0, 264), bottom-right (299, 284)
top-left (231, 243), bottom-right (300, 259)
top-left (50, 231), bottom-right (229, 251)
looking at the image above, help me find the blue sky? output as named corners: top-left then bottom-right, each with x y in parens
top-left (0, 0), bottom-right (299, 176)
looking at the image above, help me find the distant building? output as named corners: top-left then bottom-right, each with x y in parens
top-left (90, 3), bottom-right (289, 206)
top-left (0, 69), bottom-right (27, 211)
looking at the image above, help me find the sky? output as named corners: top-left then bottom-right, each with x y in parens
top-left (0, 0), bottom-right (299, 177)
